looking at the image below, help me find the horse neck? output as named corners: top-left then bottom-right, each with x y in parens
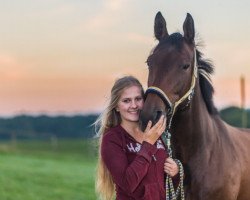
top-left (171, 83), bottom-right (219, 162)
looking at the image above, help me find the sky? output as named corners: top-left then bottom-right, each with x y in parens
top-left (0, 0), bottom-right (250, 116)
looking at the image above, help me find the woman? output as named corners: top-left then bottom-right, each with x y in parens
top-left (95, 76), bottom-right (179, 200)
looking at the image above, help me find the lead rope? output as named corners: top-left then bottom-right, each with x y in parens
top-left (162, 114), bottom-right (185, 200)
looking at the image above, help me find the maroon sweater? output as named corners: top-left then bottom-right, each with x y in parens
top-left (101, 125), bottom-right (168, 200)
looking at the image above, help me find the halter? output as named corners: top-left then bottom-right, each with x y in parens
top-left (144, 49), bottom-right (198, 200)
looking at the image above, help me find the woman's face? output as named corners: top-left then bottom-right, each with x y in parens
top-left (116, 85), bottom-right (144, 124)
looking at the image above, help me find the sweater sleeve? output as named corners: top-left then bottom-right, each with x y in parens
top-left (101, 133), bottom-right (158, 193)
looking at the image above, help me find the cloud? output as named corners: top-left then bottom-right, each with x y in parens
top-left (83, 0), bottom-right (129, 32)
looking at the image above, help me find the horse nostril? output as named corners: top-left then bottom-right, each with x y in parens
top-left (154, 110), bottom-right (163, 123)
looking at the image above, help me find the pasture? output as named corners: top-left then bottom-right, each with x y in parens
top-left (0, 139), bottom-right (97, 200)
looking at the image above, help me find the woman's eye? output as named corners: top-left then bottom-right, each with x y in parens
top-left (136, 97), bottom-right (143, 101)
top-left (123, 99), bottom-right (130, 103)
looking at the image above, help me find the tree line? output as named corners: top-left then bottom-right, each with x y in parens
top-left (0, 114), bottom-right (97, 140)
top-left (0, 106), bottom-right (249, 140)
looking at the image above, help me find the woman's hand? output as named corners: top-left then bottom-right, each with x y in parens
top-left (164, 158), bottom-right (179, 177)
top-left (142, 115), bottom-right (166, 145)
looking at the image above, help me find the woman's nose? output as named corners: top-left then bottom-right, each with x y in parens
top-left (131, 100), bottom-right (138, 108)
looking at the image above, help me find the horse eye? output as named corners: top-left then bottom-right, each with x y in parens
top-left (182, 64), bottom-right (190, 70)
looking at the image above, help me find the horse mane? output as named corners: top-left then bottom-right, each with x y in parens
top-left (155, 32), bottom-right (218, 115)
top-left (196, 48), bottom-right (218, 115)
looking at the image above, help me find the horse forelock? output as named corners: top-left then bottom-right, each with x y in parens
top-left (156, 33), bottom-right (184, 51)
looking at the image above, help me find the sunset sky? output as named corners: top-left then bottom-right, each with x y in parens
top-left (0, 0), bottom-right (250, 116)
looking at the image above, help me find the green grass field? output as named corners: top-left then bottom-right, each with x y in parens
top-left (0, 139), bottom-right (97, 200)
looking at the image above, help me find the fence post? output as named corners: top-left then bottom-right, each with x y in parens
top-left (240, 76), bottom-right (248, 128)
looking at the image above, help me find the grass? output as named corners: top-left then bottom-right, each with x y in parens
top-left (0, 139), bottom-right (98, 200)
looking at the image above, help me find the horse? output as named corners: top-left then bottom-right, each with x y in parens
top-left (140, 12), bottom-right (250, 200)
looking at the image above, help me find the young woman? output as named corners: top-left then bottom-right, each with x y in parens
top-left (95, 76), bottom-right (179, 200)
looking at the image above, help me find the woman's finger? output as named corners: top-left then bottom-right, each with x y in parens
top-left (158, 118), bottom-right (166, 135)
top-left (162, 117), bottom-right (166, 129)
top-left (155, 116), bottom-right (165, 134)
top-left (153, 115), bottom-right (164, 130)
top-left (144, 120), bottom-right (152, 133)
top-left (164, 168), bottom-right (173, 176)
top-left (164, 163), bottom-right (173, 168)
top-left (166, 157), bottom-right (176, 164)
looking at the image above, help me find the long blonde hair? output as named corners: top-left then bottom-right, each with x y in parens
top-left (95, 76), bottom-right (144, 200)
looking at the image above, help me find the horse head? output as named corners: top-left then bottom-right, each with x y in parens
top-left (140, 12), bottom-right (197, 129)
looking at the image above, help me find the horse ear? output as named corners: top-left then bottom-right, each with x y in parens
top-left (154, 12), bottom-right (168, 40)
top-left (183, 13), bottom-right (195, 43)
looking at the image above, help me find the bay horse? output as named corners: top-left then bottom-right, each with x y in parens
top-left (140, 12), bottom-right (250, 200)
